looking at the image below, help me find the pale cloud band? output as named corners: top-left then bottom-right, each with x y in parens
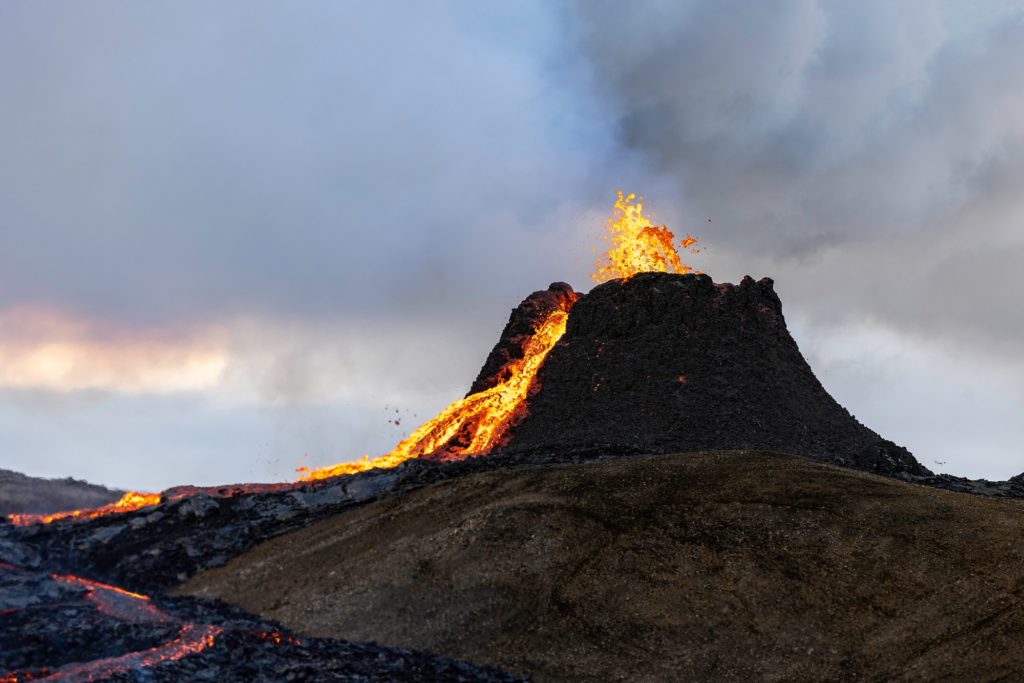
top-left (0, 308), bottom-right (227, 393)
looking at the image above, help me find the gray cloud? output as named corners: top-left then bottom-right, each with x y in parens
top-left (0, 1), bottom-right (618, 328)
top-left (571, 0), bottom-right (1024, 349)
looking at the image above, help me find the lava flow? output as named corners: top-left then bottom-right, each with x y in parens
top-left (297, 300), bottom-right (571, 480)
top-left (8, 491), bottom-right (162, 527)
top-left (7, 191), bottom-right (699, 521)
top-left (30, 624), bottom-right (221, 683)
top-left (1, 563), bottom-right (222, 682)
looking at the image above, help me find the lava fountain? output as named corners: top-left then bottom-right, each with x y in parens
top-left (592, 191), bottom-right (699, 283)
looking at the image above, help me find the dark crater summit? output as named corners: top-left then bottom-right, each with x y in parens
top-left (491, 273), bottom-right (930, 477)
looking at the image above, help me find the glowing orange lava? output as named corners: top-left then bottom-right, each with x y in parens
top-left (301, 192), bottom-right (699, 480)
top-left (36, 624), bottom-right (221, 681)
top-left (592, 190), bottom-right (698, 283)
top-left (0, 564), bottom-right (222, 682)
top-left (52, 573), bottom-right (169, 623)
top-left (298, 303), bottom-right (571, 480)
top-left (8, 491), bottom-right (162, 527)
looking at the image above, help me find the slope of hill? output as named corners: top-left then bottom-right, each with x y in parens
top-left (180, 451), bottom-right (1024, 682)
top-left (0, 468), bottom-right (123, 516)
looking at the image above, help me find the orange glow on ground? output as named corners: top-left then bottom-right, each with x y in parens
top-left (8, 491), bottom-right (162, 526)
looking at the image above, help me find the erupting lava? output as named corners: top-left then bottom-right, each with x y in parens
top-left (592, 191), bottom-right (698, 284)
top-left (8, 191), bottom-right (699, 523)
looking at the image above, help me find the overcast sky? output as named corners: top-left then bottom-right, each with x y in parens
top-left (1, 1), bottom-right (1022, 489)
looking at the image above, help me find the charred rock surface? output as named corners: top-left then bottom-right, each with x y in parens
top-left (467, 282), bottom-right (578, 395)
top-left (5, 448), bottom-right (1020, 605)
top-left (494, 273), bottom-right (931, 476)
top-left (0, 452), bottom-right (638, 595)
top-left (909, 471), bottom-right (1024, 498)
top-left (0, 565), bottom-right (521, 682)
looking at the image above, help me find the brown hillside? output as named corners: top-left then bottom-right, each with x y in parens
top-left (0, 469), bottom-right (123, 516)
top-left (179, 452), bottom-right (1024, 682)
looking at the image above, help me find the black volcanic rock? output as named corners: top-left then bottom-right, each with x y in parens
top-left (2, 273), bottom-right (1020, 681)
top-left (467, 281), bottom-right (578, 395)
top-left (855, 439), bottom-right (929, 477)
top-left (492, 272), bottom-right (932, 476)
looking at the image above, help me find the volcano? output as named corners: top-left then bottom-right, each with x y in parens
top-left (5, 192), bottom-right (1019, 681)
top-left (470, 273), bottom-right (929, 478)
top-left (290, 192), bottom-right (925, 483)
